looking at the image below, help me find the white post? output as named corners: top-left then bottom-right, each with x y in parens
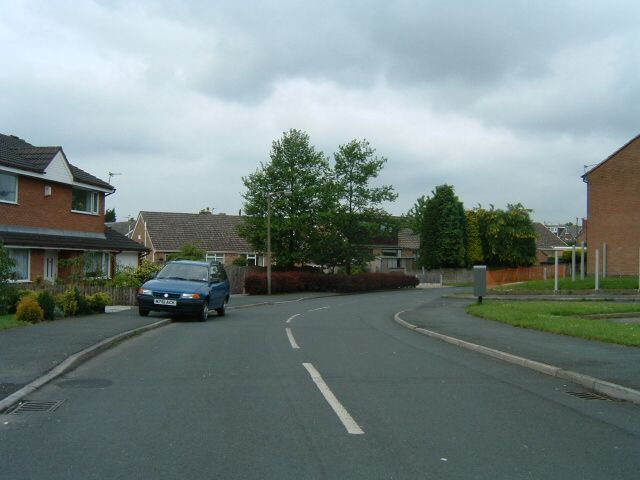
top-left (571, 245), bottom-right (576, 282)
top-left (602, 243), bottom-right (607, 278)
top-left (638, 247), bottom-right (640, 292)
top-left (595, 249), bottom-right (600, 291)
top-left (554, 250), bottom-right (559, 293)
top-left (580, 241), bottom-right (585, 280)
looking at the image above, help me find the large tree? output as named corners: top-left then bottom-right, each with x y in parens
top-left (417, 185), bottom-right (466, 269)
top-left (238, 129), bottom-right (333, 269)
top-left (330, 139), bottom-right (397, 274)
top-left (475, 204), bottom-right (536, 267)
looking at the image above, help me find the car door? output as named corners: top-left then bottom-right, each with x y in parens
top-left (208, 263), bottom-right (228, 307)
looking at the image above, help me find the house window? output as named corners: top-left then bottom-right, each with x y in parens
top-left (381, 249), bottom-right (400, 257)
top-left (0, 172), bottom-right (18, 203)
top-left (72, 188), bottom-right (99, 214)
top-left (206, 253), bottom-right (225, 264)
top-left (7, 248), bottom-right (29, 281)
top-left (85, 252), bottom-right (109, 278)
top-left (246, 253), bottom-right (257, 266)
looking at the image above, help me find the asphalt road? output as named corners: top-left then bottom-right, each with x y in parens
top-left (1, 289), bottom-right (639, 479)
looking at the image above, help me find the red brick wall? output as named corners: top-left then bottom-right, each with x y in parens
top-left (0, 175), bottom-right (105, 233)
top-left (586, 137), bottom-right (640, 275)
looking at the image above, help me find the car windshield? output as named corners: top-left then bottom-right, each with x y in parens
top-left (156, 263), bottom-right (209, 282)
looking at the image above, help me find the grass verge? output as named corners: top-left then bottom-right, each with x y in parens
top-left (466, 300), bottom-right (640, 347)
top-left (0, 314), bottom-right (28, 332)
top-left (491, 276), bottom-right (640, 293)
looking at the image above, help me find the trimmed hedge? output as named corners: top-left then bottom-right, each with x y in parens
top-left (244, 272), bottom-right (419, 295)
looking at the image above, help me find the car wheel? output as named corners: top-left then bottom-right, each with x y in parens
top-left (139, 308), bottom-right (149, 317)
top-left (215, 303), bottom-right (225, 317)
top-left (199, 302), bottom-right (209, 322)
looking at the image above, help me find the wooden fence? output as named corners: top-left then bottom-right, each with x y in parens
top-left (486, 265), bottom-right (569, 287)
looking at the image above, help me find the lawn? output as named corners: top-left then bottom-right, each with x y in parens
top-left (466, 300), bottom-right (640, 347)
top-left (0, 314), bottom-right (28, 332)
top-left (491, 276), bottom-right (640, 292)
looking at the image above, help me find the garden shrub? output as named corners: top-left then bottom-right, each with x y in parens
top-left (36, 290), bottom-right (56, 321)
top-left (86, 292), bottom-right (111, 313)
top-left (16, 296), bottom-right (44, 323)
top-left (58, 287), bottom-right (91, 316)
top-left (244, 271), bottom-right (419, 295)
top-left (108, 260), bottom-right (162, 288)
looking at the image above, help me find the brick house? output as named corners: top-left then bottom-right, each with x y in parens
top-left (0, 133), bottom-right (147, 282)
top-left (582, 134), bottom-right (640, 275)
top-left (366, 228), bottom-right (420, 272)
top-left (131, 211), bottom-right (264, 267)
top-left (533, 223), bottom-right (568, 264)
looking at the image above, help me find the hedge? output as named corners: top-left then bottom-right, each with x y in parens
top-left (244, 272), bottom-right (419, 295)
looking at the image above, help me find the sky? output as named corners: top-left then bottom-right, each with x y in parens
top-left (1, 0), bottom-right (639, 225)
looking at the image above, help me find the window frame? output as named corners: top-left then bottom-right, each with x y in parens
top-left (0, 172), bottom-right (18, 204)
top-left (206, 252), bottom-right (225, 265)
top-left (7, 248), bottom-right (30, 282)
top-left (84, 251), bottom-right (110, 278)
top-left (71, 188), bottom-right (100, 215)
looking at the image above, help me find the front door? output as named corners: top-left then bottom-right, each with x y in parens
top-left (44, 251), bottom-right (58, 283)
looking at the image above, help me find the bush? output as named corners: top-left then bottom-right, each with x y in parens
top-left (37, 290), bottom-right (56, 321)
top-left (57, 287), bottom-right (91, 316)
top-left (86, 292), bottom-right (111, 313)
top-left (244, 271), bottom-right (419, 295)
top-left (108, 260), bottom-right (162, 288)
top-left (16, 296), bottom-right (44, 323)
top-left (232, 256), bottom-right (248, 267)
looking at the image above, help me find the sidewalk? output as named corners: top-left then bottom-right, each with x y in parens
top-left (0, 292), bottom-right (336, 411)
top-left (398, 297), bottom-right (640, 397)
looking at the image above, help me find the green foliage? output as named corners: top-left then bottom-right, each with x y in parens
top-left (16, 296), bottom-right (44, 323)
top-left (168, 244), bottom-right (206, 261)
top-left (562, 248), bottom-right (585, 264)
top-left (404, 195), bottom-right (428, 233)
top-left (465, 210), bottom-right (484, 266)
top-left (418, 185), bottom-right (466, 269)
top-left (105, 208), bottom-right (116, 222)
top-left (475, 204), bottom-right (536, 267)
top-left (36, 290), bottom-right (56, 321)
top-left (330, 139), bottom-right (397, 274)
top-left (57, 287), bottom-right (90, 316)
top-left (239, 129), bottom-right (333, 269)
top-left (232, 256), bottom-right (248, 267)
top-left (108, 260), bottom-right (162, 288)
top-left (86, 292), bottom-right (111, 313)
top-left (0, 241), bottom-right (16, 313)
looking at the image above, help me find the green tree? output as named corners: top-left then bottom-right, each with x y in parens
top-left (475, 204), bottom-right (536, 267)
top-left (105, 208), bottom-right (116, 222)
top-left (0, 241), bottom-right (16, 313)
top-left (465, 210), bottom-right (484, 266)
top-left (418, 185), bottom-right (466, 269)
top-left (238, 129), bottom-right (333, 269)
top-left (330, 139), bottom-right (397, 274)
top-left (404, 195), bottom-right (428, 233)
top-left (168, 244), bottom-right (206, 261)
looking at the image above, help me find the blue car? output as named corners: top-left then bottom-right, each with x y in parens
top-left (137, 260), bottom-right (230, 321)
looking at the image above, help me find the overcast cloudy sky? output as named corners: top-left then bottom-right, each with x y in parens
top-left (1, 0), bottom-right (639, 224)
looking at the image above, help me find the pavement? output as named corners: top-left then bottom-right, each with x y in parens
top-left (2, 290), bottom-right (640, 412)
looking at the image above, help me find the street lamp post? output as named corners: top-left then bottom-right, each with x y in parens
top-left (266, 190), bottom-right (291, 295)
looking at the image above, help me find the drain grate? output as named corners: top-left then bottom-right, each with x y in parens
top-left (565, 391), bottom-right (622, 402)
top-left (8, 400), bottom-right (64, 414)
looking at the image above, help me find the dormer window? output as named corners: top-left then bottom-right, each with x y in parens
top-left (72, 187), bottom-right (99, 214)
top-left (0, 172), bottom-right (18, 203)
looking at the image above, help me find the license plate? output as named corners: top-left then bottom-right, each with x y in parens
top-left (154, 298), bottom-right (177, 306)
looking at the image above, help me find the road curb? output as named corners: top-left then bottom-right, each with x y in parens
top-left (0, 318), bottom-right (171, 414)
top-left (394, 310), bottom-right (640, 406)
